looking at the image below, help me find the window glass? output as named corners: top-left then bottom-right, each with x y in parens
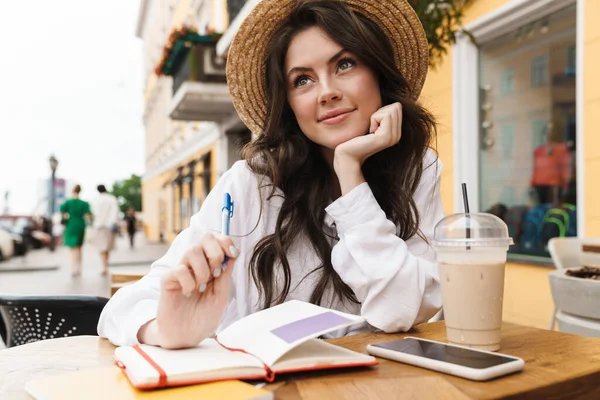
top-left (479, 5), bottom-right (577, 258)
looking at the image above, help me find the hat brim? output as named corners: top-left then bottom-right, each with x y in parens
top-left (226, 0), bottom-right (429, 135)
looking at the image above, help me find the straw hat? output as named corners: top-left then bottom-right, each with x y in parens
top-left (226, 0), bottom-right (429, 135)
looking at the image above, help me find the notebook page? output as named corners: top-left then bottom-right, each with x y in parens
top-left (272, 339), bottom-right (376, 372)
top-left (115, 338), bottom-right (264, 386)
top-left (216, 300), bottom-right (364, 367)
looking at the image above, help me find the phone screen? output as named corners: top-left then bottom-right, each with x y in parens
top-left (372, 338), bottom-right (517, 369)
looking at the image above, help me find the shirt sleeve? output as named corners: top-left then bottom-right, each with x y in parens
top-left (97, 162), bottom-right (251, 346)
top-left (325, 150), bottom-right (444, 333)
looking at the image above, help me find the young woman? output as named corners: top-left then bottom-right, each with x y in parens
top-left (99, 0), bottom-right (444, 349)
top-left (60, 184), bottom-right (91, 277)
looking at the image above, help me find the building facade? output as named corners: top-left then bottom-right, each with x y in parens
top-left (136, 0), bottom-right (251, 243)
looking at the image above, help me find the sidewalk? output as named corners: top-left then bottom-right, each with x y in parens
top-left (0, 234), bottom-right (169, 272)
top-left (0, 235), bottom-right (169, 298)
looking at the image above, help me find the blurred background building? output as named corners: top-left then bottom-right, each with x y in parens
top-left (136, 0), bottom-right (252, 243)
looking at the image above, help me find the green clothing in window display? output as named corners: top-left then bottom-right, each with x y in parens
top-left (60, 198), bottom-right (91, 247)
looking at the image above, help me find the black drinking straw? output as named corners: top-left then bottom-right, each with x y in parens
top-left (462, 183), bottom-right (471, 250)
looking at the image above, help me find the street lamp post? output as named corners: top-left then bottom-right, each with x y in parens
top-left (48, 155), bottom-right (58, 252)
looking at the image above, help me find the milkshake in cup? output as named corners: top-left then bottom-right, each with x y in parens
top-left (433, 213), bottom-right (513, 351)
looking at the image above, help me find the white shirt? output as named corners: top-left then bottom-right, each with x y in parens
top-left (92, 193), bottom-right (119, 229)
top-left (98, 150), bottom-right (445, 346)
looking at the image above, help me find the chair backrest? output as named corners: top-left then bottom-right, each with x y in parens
top-left (549, 237), bottom-right (600, 270)
top-left (0, 294), bottom-right (108, 347)
top-left (581, 238), bottom-right (600, 267)
top-left (0, 314), bottom-right (6, 348)
top-left (548, 237), bottom-right (582, 269)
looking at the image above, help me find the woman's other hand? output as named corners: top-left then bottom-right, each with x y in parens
top-left (334, 102), bottom-right (403, 168)
top-left (137, 232), bottom-right (240, 349)
top-left (333, 102), bottom-right (403, 194)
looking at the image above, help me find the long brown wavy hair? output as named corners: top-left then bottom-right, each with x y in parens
top-left (243, 0), bottom-right (438, 309)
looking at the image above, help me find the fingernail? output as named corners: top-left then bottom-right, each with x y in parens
top-left (198, 283), bottom-right (207, 293)
top-left (184, 292), bottom-right (191, 298)
top-left (229, 245), bottom-right (240, 258)
top-left (213, 268), bottom-right (222, 278)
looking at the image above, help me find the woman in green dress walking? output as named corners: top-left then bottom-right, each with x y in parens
top-left (60, 184), bottom-right (91, 277)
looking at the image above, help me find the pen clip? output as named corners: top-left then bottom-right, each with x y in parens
top-left (222, 193), bottom-right (234, 218)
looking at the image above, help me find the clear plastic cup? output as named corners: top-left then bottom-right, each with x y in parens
top-left (433, 213), bottom-right (513, 351)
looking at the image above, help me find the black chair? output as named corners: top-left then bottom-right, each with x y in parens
top-left (0, 294), bottom-right (109, 348)
top-left (0, 314), bottom-right (6, 348)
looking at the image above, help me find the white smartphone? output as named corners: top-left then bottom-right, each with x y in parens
top-left (366, 337), bottom-right (524, 381)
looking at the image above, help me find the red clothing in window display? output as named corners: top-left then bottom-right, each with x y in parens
top-left (530, 142), bottom-right (572, 204)
top-left (531, 143), bottom-right (572, 187)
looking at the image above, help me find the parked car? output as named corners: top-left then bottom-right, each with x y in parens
top-left (0, 228), bottom-right (15, 262)
top-left (0, 215), bottom-right (48, 249)
top-left (0, 226), bottom-right (27, 256)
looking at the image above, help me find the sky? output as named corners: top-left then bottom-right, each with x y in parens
top-left (0, 0), bottom-right (145, 214)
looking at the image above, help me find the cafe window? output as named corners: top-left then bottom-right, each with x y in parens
top-left (531, 55), bottom-right (549, 87)
top-left (479, 5), bottom-right (577, 260)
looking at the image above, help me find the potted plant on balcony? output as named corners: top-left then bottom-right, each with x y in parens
top-left (155, 26), bottom-right (225, 85)
top-left (157, 1), bottom-right (473, 79)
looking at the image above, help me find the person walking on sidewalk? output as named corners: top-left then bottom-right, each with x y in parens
top-left (59, 184), bottom-right (91, 277)
top-left (91, 184), bottom-right (119, 276)
top-left (124, 206), bottom-right (137, 249)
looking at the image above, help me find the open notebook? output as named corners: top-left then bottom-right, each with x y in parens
top-left (114, 300), bottom-right (378, 389)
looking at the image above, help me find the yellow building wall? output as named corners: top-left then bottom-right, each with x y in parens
top-left (141, 179), bottom-right (159, 240)
top-left (142, 170), bottom-right (173, 242)
top-left (503, 263), bottom-right (554, 329)
top-left (421, 0), bottom-right (595, 330)
top-left (420, 56), bottom-right (454, 216)
top-left (584, 0), bottom-right (600, 236)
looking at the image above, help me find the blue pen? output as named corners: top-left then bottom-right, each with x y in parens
top-left (218, 193), bottom-right (234, 274)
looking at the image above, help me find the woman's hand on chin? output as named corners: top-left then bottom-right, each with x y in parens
top-left (333, 102), bottom-right (403, 195)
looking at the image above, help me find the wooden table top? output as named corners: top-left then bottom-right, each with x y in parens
top-left (110, 266), bottom-right (149, 284)
top-left (1, 322), bottom-right (600, 399)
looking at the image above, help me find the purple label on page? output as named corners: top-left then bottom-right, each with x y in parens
top-left (270, 312), bottom-right (353, 344)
